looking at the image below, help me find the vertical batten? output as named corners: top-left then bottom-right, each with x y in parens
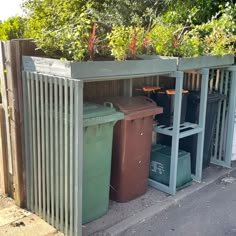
top-left (213, 69), bottom-right (224, 161)
top-left (40, 74), bottom-right (46, 219)
top-left (45, 75), bottom-right (50, 222)
top-left (22, 72), bottom-right (30, 210)
top-left (49, 78), bottom-right (55, 226)
top-left (196, 73), bottom-right (200, 91)
top-left (30, 74), bottom-right (38, 214)
top-left (35, 74), bottom-right (42, 217)
top-left (73, 80), bottom-right (83, 236)
top-left (69, 80), bottom-right (74, 236)
top-left (59, 78), bottom-right (64, 232)
top-left (215, 69), bottom-right (220, 91)
top-left (192, 72), bottom-right (196, 90)
top-left (64, 78), bottom-right (69, 235)
top-left (27, 73), bottom-right (34, 211)
top-left (209, 69), bottom-right (214, 93)
top-left (225, 67), bottom-right (236, 166)
top-left (219, 71), bottom-right (229, 161)
top-left (54, 78), bottom-right (59, 228)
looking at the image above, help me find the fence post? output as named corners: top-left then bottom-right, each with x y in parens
top-left (0, 39), bottom-right (38, 206)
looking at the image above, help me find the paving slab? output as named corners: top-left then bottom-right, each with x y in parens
top-left (0, 197), bottom-right (61, 236)
top-left (0, 214), bottom-right (59, 236)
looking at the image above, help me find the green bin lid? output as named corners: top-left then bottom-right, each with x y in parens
top-left (83, 102), bottom-right (117, 119)
top-left (83, 102), bottom-right (124, 127)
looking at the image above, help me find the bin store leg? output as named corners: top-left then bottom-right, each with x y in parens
top-left (169, 71), bottom-right (184, 195)
top-left (225, 67), bottom-right (236, 167)
top-left (194, 68), bottom-right (209, 182)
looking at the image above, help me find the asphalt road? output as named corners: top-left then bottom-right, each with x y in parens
top-left (123, 170), bottom-right (236, 236)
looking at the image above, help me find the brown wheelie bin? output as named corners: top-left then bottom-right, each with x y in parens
top-left (108, 96), bottom-right (163, 202)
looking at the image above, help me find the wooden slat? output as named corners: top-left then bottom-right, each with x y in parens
top-left (0, 41), bottom-right (12, 196)
top-left (84, 80), bottom-right (124, 101)
top-left (0, 105), bottom-right (8, 194)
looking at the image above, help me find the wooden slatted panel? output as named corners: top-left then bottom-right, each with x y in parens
top-left (84, 80), bottom-right (124, 101)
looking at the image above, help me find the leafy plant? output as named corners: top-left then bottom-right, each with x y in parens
top-left (178, 29), bottom-right (205, 57)
top-left (106, 25), bottom-right (130, 60)
top-left (164, 0), bottom-right (235, 25)
top-left (22, 0), bottom-right (96, 60)
top-left (21, 0), bottom-right (236, 60)
top-left (107, 25), bottom-right (145, 60)
top-left (202, 3), bottom-right (236, 55)
top-left (147, 20), bottom-right (182, 56)
top-left (0, 16), bottom-right (26, 40)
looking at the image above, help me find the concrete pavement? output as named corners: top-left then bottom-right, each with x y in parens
top-left (123, 170), bottom-right (236, 236)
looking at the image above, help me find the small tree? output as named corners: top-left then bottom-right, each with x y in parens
top-left (0, 16), bottom-right (26, 40)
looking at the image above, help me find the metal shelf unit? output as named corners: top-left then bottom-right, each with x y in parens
top-left (148, 69), bottom-right (210, 195)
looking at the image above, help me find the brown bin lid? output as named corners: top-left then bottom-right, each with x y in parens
top-left (107, 96), bottom-right (163, 120)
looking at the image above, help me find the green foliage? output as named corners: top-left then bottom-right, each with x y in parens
top-left (0, 16), bottom-right (25, 40)
top-left (165, 0), bottom-right (235, 25)
top-left (107, 25), bottom-right (130, 61)
top-left (147, 20), bottom-right (182, 56)
top-left (22, 0), bottom-right (99, 60)
top-left (178, 30), bottom-right (205, 57)
top-left (95, 0), bottom-right (171, 27)
top-left (107, 25), bottom-right (145, 60)
top-left (21, 0), bottom-right (235, 60)
top-left (202, 3), bottom-right (236, 55)
top-left (179, 3), bottom-right (236, 57)
top-left (148, 3), bottom-right (236, 58)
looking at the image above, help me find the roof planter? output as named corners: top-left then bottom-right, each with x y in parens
top-left (22, 56), bottom-right (177, 81)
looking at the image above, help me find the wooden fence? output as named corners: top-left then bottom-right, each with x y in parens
top-left (0, 104), bottom-right (7, 194)
top-left (0, 40), bottom-right (41, 206)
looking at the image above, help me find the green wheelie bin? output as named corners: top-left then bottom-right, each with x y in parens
top-left (83, 103), bottom-right (124, 224)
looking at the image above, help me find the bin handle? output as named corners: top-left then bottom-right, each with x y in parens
top-left (104, 102), bottom-right (113, 108)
